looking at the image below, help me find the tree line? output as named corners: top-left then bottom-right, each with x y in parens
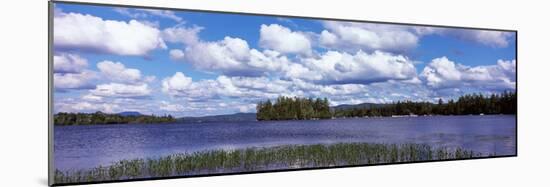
top-left (333, 91), bottom-right (517, 118)
top-left (54, 111), bottom-right (176, 126)
top-left (256, 96), bottom-right (331, 120)
top-left (257, 91), bottom-right (516, 120)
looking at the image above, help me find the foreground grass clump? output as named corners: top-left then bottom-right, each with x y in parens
top-left (54, 143), bottom-right (481, 184)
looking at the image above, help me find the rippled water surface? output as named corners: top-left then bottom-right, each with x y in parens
top-left (54, 115), bottom-right (516, 170)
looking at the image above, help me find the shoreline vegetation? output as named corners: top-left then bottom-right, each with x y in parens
top-left (53, 91), bottom-right (516, 125)
top-left (257, 91), bottom-right (517, 120)
top-left (54, 111), bottom-right (176, 126)
top-left (54, 142), bottom-right (483, 184)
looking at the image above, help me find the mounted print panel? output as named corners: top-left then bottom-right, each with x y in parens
top-left (49, 1), bottom-right (517, 186)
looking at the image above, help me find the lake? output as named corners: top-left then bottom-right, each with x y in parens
top-left (54, 115), bottom-right (516, 171)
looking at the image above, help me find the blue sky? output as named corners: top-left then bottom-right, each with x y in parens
top-left (52, 2), bottom-right (516, 117)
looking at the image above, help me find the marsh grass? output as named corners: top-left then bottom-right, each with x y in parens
top-left (54, 143), bottom-right (482, 184)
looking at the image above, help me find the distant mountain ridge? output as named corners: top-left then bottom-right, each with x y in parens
top-left (175, 103), bottom-right (389, 123)
top-left (117, 111), bottom-right (143, 117)
top-left (178, 113), bottom-right (257, 123)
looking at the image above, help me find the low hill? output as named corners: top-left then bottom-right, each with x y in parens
top-left (178, 113), bottom-right (257, 123)
top-left (117, 111), bottom-right (142, 117)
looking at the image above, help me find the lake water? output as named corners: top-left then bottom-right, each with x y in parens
top-left (54, 115), bottom-right (516, 170)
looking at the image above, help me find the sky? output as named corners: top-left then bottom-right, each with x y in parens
top-left (52, 2), bottom-right (517, 117)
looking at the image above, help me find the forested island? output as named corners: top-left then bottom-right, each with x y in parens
top-left (257, 91), bottom-right (517, 120)
top-left (54, 111), bottom-right (176, 126)
top-left (256, 97), bottom-right (331, 120)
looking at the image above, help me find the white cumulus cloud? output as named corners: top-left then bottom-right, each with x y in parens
top-left (320, 21), bottom-right (419, 52)
top-left (161, 72), bottom-right (220, 100)
top-left (169, 49), bottom-right (185, 61)
top-left (90, 83), bottom-right (152, 98)
top-left (54, 10), bottom-right (166, 56)
top-left (184, 37), bottom-right (294, 76)
top-left (162, 72), bottom-right (193, 94)
top-left (259, 24), bottom-right (312, 55)
top-left (162, 26), bottom-right (203, 45)
top-left (53, 53), bottom-right (97, 90)
top-left (420, 57), bottom-right (516, 90)
top-left (159, 101), bottom-right (185, 112)
top-left (96, 61), bottom-right (144, 84)
top-left (184, 37), bottom-right (251, 74)
top-left (55, 99), bottom-right (119, 114)
top-left (414, 27), bottom-right (514, 48)
top-left (139, 9), bottom-right (183, 22)
top-left (455, 30), bottom-right (514, 48)
top-left (161, 72), bottom-right (291, 100)
top-left (299, 50), bottom-right (418, 84)
top-left (54, 71), bottom-right (97, 90)
top-left (53, 53), bottom-right (88, 73)
top-left (114, 8), bottom-right (183, 22)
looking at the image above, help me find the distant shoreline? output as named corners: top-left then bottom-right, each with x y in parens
top-left (53, 114), bottom-right (516, 126)
top-left (53, 111), bottom-right (176, 126)
top-left (54, 91), bottom-right (516, 125)
top-left (257, 92), bottom-right (516, 121)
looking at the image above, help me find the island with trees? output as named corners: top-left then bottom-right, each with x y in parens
top-left (256, 96), bottom-right (331, 120)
